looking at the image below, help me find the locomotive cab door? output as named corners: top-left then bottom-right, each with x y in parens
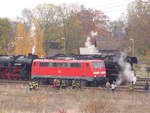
top-left (32, 62), bottom-right (39, 75)
top-left (83, 63), bottom-right (89, 77)
top-left (81, 63), bottom-right (90, 87)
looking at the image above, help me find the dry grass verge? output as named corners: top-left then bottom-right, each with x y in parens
top-left (0, 84), bottom-right (150, 113)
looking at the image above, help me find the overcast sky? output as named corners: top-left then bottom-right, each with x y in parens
top-left (0, 0), bottom-right (133, 20)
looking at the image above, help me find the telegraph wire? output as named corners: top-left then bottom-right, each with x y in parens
top-left (87, 0), bottom-right (134, 15)
top-left (94, 0), bottom-right (133, 7)
top-left (94, 0), bottom-right (133, 9)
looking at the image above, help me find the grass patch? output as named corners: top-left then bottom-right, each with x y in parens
top-left (0, 85), bottom-right (150, 113)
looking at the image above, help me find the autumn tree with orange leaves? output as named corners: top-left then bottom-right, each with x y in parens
top-left (14, 23), bottom-right (30, 55)
top-left (19, 4), bottom-right (110, 55)
top-left (0, 18), bottom-right (14, 55)
top-left (77, 7), bottom-right (110, 38)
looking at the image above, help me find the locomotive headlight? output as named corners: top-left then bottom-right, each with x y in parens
top-left (100, 71), bottom-right (106, 74)
top-left (93, 72), bottom-right (106, 74)
top-left (93, 72), bottom-right (100, 74)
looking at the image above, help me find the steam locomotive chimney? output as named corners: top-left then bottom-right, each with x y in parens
top-left (94, 37), bottom-right (97, 47)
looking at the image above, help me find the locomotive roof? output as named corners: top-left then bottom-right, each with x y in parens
top-left (33, 59), bottom-right (103, 63)
top-left (0, 56), bottom-right (14, 62)
top-left (15, 57), bottom-right (33, 64)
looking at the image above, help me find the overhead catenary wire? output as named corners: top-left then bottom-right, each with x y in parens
top-left (96, 0), bottom-right (150, 11)
top-left (94, 0), bottom-right (133, 7)
top-left (88, 0), bottom-right (133, 9)
top-left (98, 0), bottom-right (150, 19)
top-left (83, 0), bottom-right (134, 19)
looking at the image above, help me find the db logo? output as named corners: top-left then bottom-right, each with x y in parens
top-left (58, 70), bottom-right (61, 73)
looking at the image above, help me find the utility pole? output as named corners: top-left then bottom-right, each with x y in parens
top-left (64, 37), bottom-right (66, 55)
top-left (61, 37), bottom-right (66, 55)
top-left (130, 38), bottom-right (135, 56)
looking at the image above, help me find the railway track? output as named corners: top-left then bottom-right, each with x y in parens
top-left (0, 79), bottom-right (29, 85)
top-left (0, 77), bottom-right (149, 92)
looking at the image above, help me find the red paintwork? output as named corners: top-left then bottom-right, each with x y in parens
top-left (31, 59), bottom-right (106, 79)
top-left (0, 66), bottom-right (21, 80)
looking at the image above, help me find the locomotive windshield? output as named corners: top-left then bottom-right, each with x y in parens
top-left (92, 62), bottom-right (104, 68)
top-left (39, 62), bottom-right (81, 68)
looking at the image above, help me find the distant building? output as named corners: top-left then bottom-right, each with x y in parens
top-left (98, 49), bottom-right (121, 55)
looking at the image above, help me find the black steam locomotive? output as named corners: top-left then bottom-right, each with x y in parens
top-left (0, 54), bottom-right (38, 80)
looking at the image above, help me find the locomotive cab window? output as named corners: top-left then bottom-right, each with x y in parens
top-left (92, 62), bottom-right (104, 68)
top-left (70, 63), bottom-right (81, 68)
top-left (40, 62), bottom-right (49, 67)
top-left (52, 63), bottom-right (68, 67)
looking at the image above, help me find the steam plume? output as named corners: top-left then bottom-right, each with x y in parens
top-left (116, 53), bottom-right (136, 85)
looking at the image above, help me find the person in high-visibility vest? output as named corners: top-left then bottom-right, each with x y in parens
top-left (72, 80), bottom-right (80, 89)
top-left (34, 81), bottom-right (39, 90)
top-left (33, 81), bottom-right (36, 90)
top-left (56, 79), bottom-right (61, 90)
top-left (72, 80), bottom-right (76, 89)
top-left (76, 80), bottom-right (80, 89)
top-left (28, 81), bottom-right (39, 91)
top-left (61, 80), bottom-right (67, 89)
top-left (28, 82), bottom-right (33, 91)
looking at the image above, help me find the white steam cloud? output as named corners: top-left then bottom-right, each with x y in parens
top-left (80, 31), bottom-right (99, 55)
top-left (116, 53), bottom-right (136, 85)
top-left (30, 21), bottom-right (36, 54)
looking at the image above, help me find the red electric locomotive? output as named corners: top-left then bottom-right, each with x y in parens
top-left (31, 59), bottom-right (106, 85)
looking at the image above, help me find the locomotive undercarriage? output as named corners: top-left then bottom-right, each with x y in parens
top-left (32, 76), bottom-right (106, 87)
